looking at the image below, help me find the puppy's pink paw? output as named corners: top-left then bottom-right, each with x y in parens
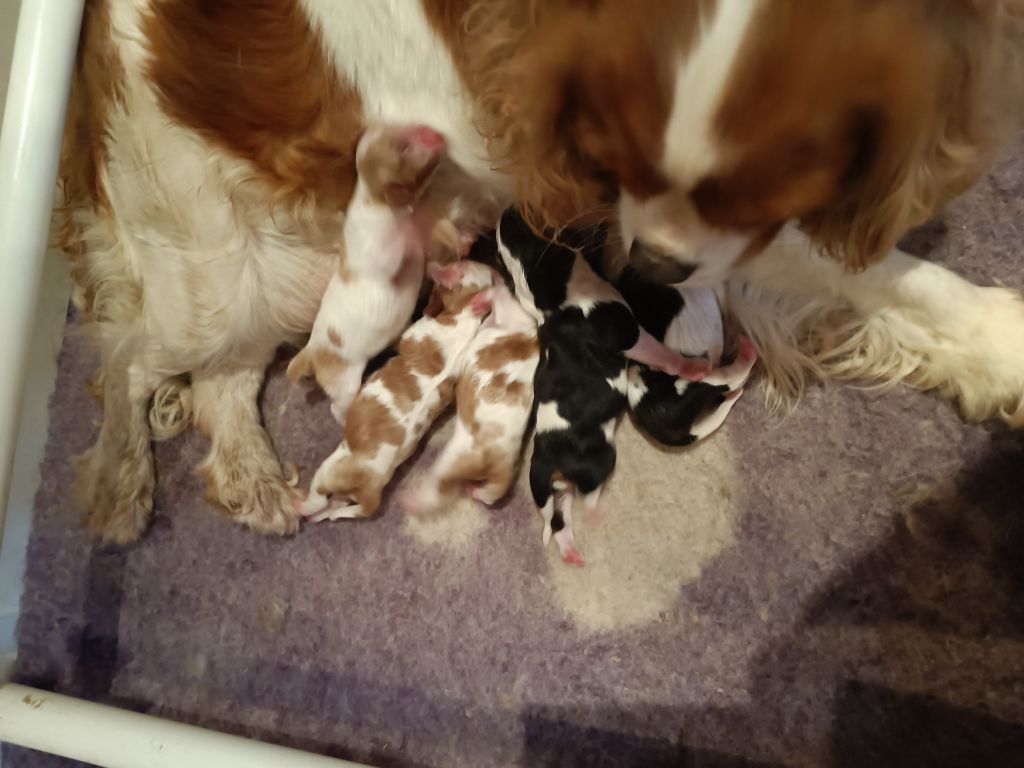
top-left (470, 290), bottom-right (494, 316)
top-left (406, 125), bottom-right (446, 153)
top-left (736, 335), bottom-right (758, 362)
top-left (677, 358), bottom-right (711, 381)
top-left (561, 545), bottom-right (586, 568)
top-left (426, 261), bottom-right (463, 288)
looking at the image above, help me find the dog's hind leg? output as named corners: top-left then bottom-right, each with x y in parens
top-left (75, 338), bottom-right (162, 545)
top-left (552, 491), bottom-right (584, 567)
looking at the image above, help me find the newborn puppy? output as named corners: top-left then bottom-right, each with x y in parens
top-left (287, 122), bottom-right (446, 424)
top-left (404, 281), bottom-right (540, 514)
top-left (616, 266), bottom-right (758, 446)
top-left (299, 260), bottom-right (496, 521)
top-left (626, 340), bottom-right (758, 446)
top-left (496, 208), bottom-right (705, 566)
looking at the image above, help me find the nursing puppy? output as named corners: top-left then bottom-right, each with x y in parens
top-left (299, 260), bottom-right (496, 521)
top-left (496, 208), bottom-right (708, 566)
top-left (405, 281), bottom-right (540, 515)
top-left (287, 123), bottom-right (446, 424)
top-left (615, 267), bottom-right (758, 446)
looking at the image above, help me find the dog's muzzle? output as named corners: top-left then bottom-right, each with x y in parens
top-left (628, 240), bottom-right (697, 284)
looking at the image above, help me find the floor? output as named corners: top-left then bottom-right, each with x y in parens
top-left (0, 0), bottom-right (72, 680)
top-left (6, 138), bottom-right (1023, 767)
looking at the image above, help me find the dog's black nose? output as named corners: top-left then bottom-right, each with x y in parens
top-left (628, 240), bottom-right (697, 284)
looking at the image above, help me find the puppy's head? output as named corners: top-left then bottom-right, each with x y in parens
top-left (499, 0), bottom-right (1003, 284)
top-left (356, 123), bottom-right (447, 208)
top-left (425, 259), bottom-right (497, 315)
top-left (496, 207), bottom-right (575, 316)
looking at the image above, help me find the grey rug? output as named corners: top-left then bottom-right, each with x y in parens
top-left (4, 137), bottom-right (1024, 767)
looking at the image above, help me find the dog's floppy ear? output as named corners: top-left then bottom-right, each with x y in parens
top-left (491, 1), bottom-right (683, 232)
top-left (799, 0), bottom-right (1006, 270)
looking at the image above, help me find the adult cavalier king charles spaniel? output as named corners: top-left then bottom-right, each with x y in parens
top-left (59, 0), bottom-right (1024, 543)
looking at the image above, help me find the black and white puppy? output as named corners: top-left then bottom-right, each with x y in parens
top-left (615, 266), bottom-right (758, 446)
top-left (495, 208), bottom-right (709, 566)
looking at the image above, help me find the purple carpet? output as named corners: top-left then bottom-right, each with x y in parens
top-left (5, 137), bottom-right (1024, 767)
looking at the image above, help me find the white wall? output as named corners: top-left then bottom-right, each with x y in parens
top-left (0, 0), bottom-right (73, 677)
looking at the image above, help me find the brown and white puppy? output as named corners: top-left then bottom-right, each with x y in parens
top-left (287, 122), bottom-right (445, 425)
top-left (299, 260), bottom-right (496, 521)
top-left (404, 281), bottom-right (540, 515)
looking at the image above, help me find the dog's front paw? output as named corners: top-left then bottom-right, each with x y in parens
top-left (954, 286), bottom-right (1024, 426)
top-left (200, 454), bottom-right (300, 536)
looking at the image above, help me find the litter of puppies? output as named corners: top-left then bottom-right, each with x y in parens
top-left (291, 124), bottom-right (758, 566)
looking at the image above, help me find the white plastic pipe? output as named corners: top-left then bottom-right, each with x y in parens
top-left (0, 684), bottom-right (370, 768)
top-left (0, 0), bottom-right (84, 545)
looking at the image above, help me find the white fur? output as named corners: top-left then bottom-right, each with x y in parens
top-left (617, 0), bottom-right (760, 286)
top-left (564, 255), bottom-right (623, 314)
top-left (665, 287), bottom-right (725, 366)
top-left (730, 225), bottom-right (1024, 423)
top-left (662, 0), bottom-right (762, 182)
top-left (606, 368), bottom-right (630, 396)
top-left (495, 227), bottom-right (544, 324)
top-left (535, 401), bottom-right (571, 434)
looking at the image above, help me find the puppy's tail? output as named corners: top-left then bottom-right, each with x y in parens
top-left (149, 376), bottom-right (193, 441)
top-left (286, 347), bottom-right (314, 383)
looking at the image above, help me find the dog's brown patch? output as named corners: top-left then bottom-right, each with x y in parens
top-left (345, 395), bottom-right (404, 452)
top-left (379, 360), bottom-right (422, 412)
top-left (480, 372), bottom-right (530, 406)
top-left (476, 333), bottom-right (538, 370)
top-left (143, 0), bottom-right (363, 213)
top-left (436, 289), bottom-right (480, 323)
top-left (320, 463), bottom-right (383, 516)
top-left (312, 346), bottom-right (348, 383)
top-left (400, 336), bottom-right (446, 377)
top-left (433, 377), bottom-right (458, 417)
top-left (456, 374), bottom-right (482, 434)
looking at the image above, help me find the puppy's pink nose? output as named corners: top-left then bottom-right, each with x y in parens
top-left (407, 126), bottom-right (446, 153)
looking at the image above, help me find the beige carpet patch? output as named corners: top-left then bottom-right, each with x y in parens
top-left (402, 483), bottom-right (489, 550)
top-left (540, 418), bottom-right (738, 632)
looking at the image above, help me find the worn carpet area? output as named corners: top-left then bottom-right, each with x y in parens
top-left (5, 138), bottom-right (1024, 767)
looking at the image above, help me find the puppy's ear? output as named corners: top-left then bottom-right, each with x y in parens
top-left (424, 286), bottom-right (445, 317)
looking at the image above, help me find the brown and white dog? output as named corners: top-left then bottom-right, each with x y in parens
top-left (299, 260), bottom-right (496, 521)
top-left (60, 0), bottom-right (1024, 542)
